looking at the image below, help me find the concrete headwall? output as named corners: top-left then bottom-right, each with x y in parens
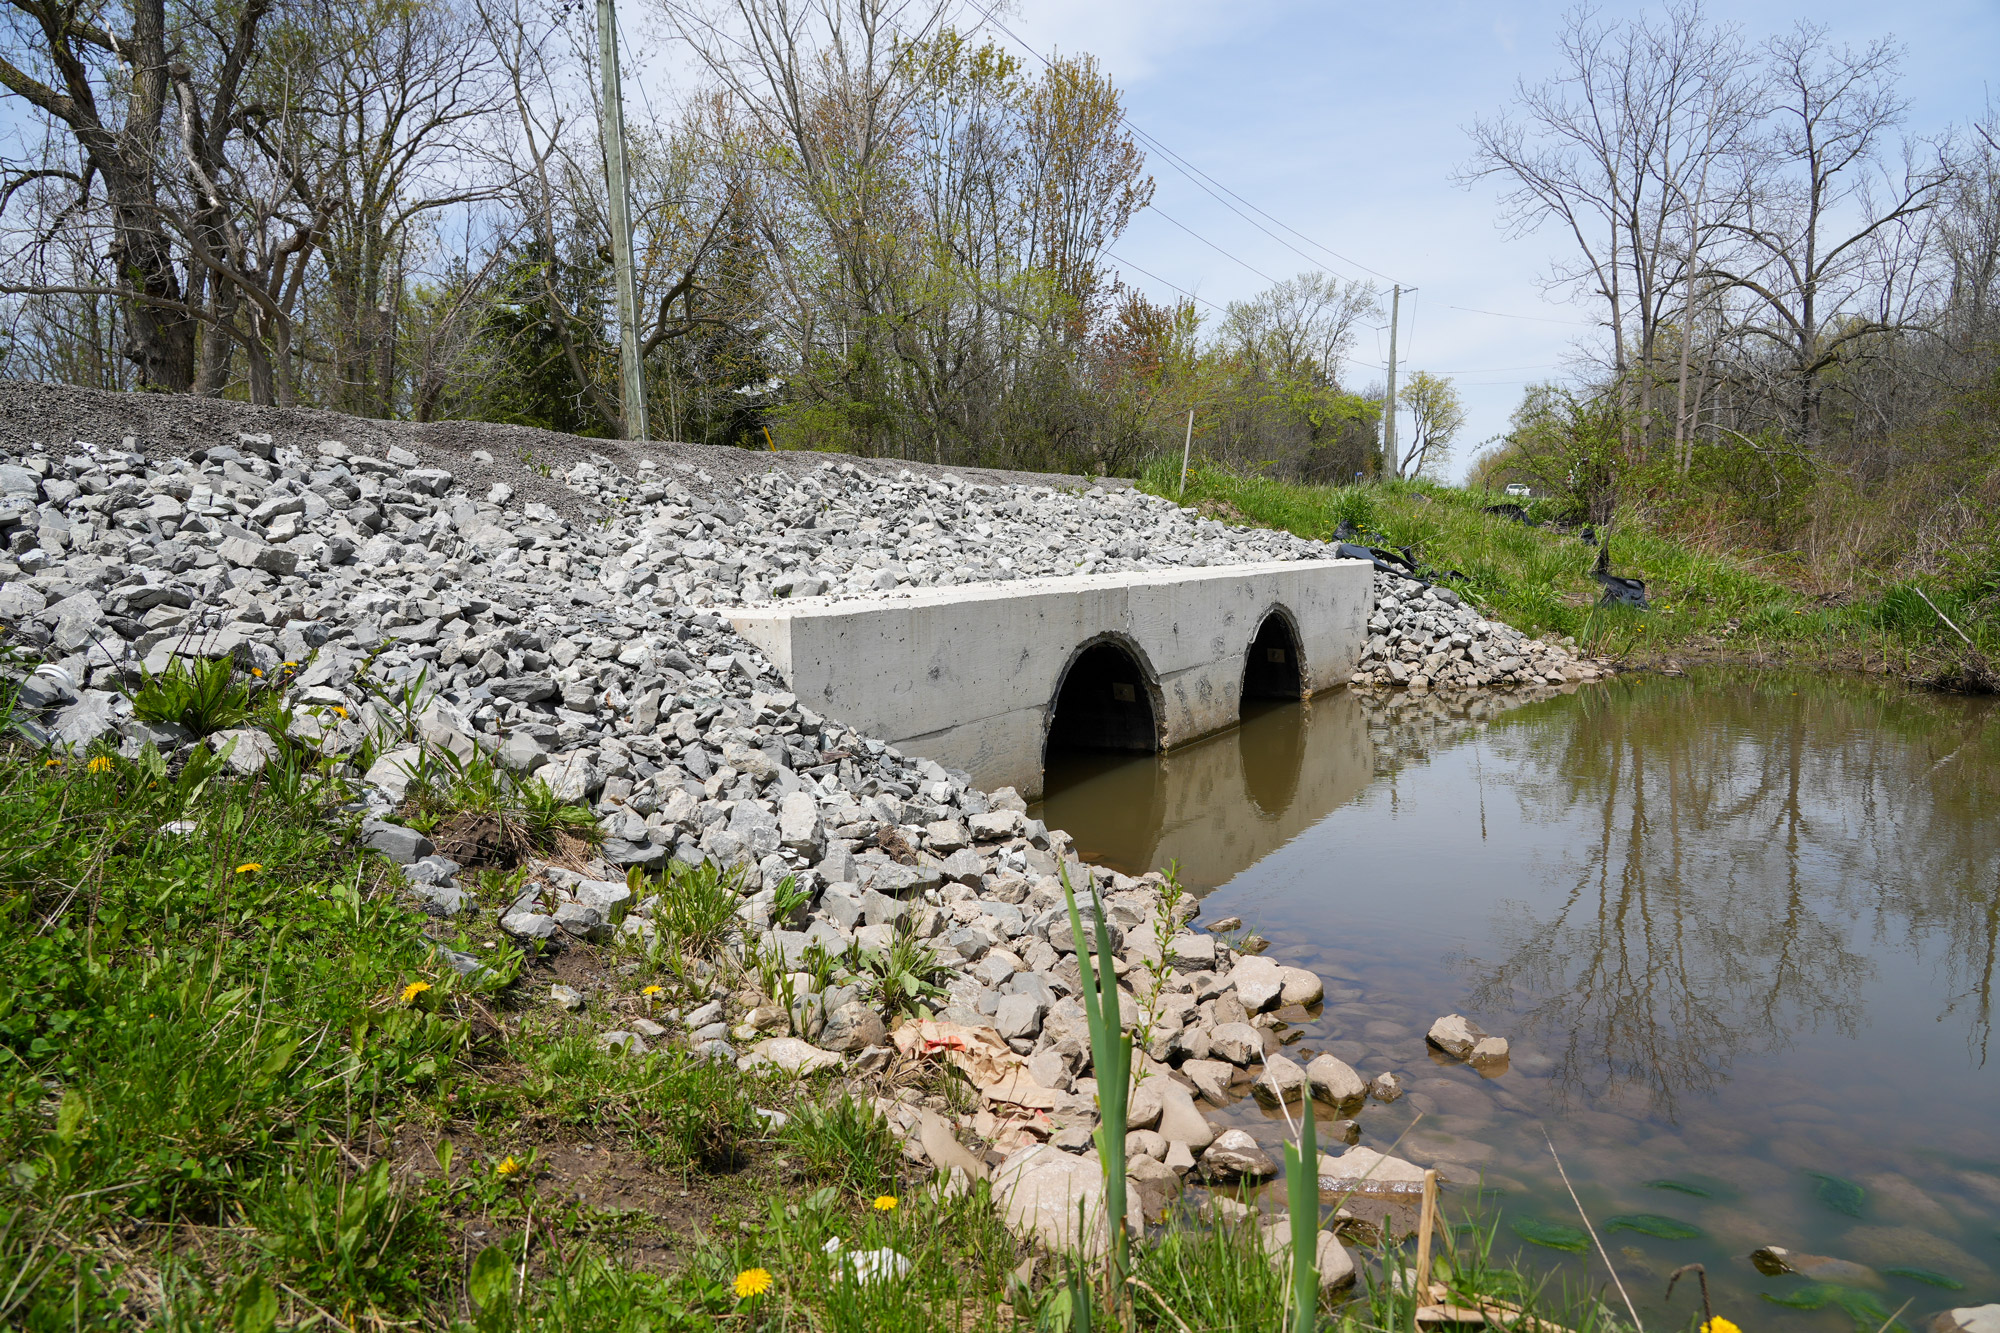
top-left (728, 559), bottom-right (1373, 798)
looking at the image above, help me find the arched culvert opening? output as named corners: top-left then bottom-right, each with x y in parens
top-left (1241, 610), bottom-right (1305, 704)
top-left (1045, 639), bottom-right (1160, 758)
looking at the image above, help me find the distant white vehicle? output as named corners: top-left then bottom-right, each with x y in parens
top-left (1503, 482), bottom-right (1532, 497)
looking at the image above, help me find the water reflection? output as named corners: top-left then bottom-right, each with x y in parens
top-left (1034, 689), bottom-right (1375, 890)
top-left (1044, 672), bottom-right (2000, 1320)
top-left (1458, 676), bottom-right (2000, 1112)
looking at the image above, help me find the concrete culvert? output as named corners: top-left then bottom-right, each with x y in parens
top-left (1241, 611), bottom-right (1305, 703)
top-left (1046, 640), bottom-right (1159, 756)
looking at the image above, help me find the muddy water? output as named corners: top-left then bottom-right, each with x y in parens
top-left (1034, 671), bottom-right (2000, 1329)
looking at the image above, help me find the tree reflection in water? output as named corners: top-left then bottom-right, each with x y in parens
top-left (1448, 672), bottom-right (2000, 1117)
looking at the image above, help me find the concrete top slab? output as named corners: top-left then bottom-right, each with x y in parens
top-left (724, 560), bottom-right (1362, 620)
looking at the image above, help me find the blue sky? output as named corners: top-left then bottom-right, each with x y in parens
top-left (994, 0), bottom-right (2000, 476)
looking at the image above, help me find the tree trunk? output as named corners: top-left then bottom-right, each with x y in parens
top-left (104, 176), bottom-right (197, 391)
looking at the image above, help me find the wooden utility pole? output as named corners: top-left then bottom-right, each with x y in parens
top-left (1381, 283), bottom-right (1401, 478)
top-left (597, 0), bottom-right (647, 441)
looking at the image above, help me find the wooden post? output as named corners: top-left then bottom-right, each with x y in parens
top-left (1382, 284), bottom-right (1402, 479)
top-left (596, 0), bottom-right (648, 442)
top-left (1414, 1167), bottom-right (1440, 1303)
top-left (1178, 409), bottom-right (1194, 497)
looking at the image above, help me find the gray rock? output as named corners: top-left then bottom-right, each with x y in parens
top-left (1228, 954), bottom-right (1284, 1012)
top-left (574, 879), bottom-right (633, 920)
top-left (1209, 1021), bottom-right (1264, 1067)
top-left (1305, 1054), bottom-right (1367, 1107)
top-left (598, 1030), bottom-right (649, 1055)
top-left (52, 692), bottom-right (117, 748)
top-left (1126, 1075), bottom-right (1165, 1130)
top-left (994, 992), bottom-right (1047, 1040)
top-left (778, 791), bottom-right (825, 855)
top-left (1196, 1129), bottom-right (1277, 1183)
top-left (741, 1036), bottom-right (842, 1075)
top-left (1258, 1225), bottom-right (1356, 1292)
top-left (491, 675), bottom-right (558, 704)
top-left (218, 537), bottom-right (298, 575)
top-left (1154, 1077), bottom-right (1216, 1149)
top-left (1277, 966), bottom-right (1324, 1007)
top-left (501, 911), bottom-right (559, 941)
top-left (1426, 1013), bottom-right (1486, 1059)
top-left (820, 1001), bottom-right (889, 1053)
top-left (1252, 1053), bottom-right (1307, 1106)
top-left (364, 820), bottom-right (435, 864)
top-left (553, 901), bottom-right (610, 941)
top-left (209, 727), bottom-right (282, 775)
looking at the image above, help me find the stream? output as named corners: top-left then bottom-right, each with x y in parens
top-left (1034, 669), bottom-right (2000, 1330)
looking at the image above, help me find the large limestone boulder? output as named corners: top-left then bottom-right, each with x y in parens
top-left (1228, 955), bottom-right (1284, 1012)
top-left (1259, 1223), bottom-right (1358, 1291)
top-left (993, 1144), bottom-right (1139, 1257)
top-left (1317, 1146), bottom-right (1430, 1193)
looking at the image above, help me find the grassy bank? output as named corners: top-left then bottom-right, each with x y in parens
top-left (1139, 460), bottom-right (2000, 691)
top-left (0, 711), bottom-right (1644, 1330)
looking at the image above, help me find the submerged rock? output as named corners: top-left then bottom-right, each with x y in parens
top-left (1426, 1014), bottom-right (1487, 1059)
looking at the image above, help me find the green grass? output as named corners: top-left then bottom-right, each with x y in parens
top-left (1140, 459), bottom-right (2000, 686)
top-left (0, 694), bottom-right (1641, 1330)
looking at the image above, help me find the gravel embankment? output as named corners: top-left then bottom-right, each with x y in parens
top-left (0, 392), bottom-right (1606, 1251)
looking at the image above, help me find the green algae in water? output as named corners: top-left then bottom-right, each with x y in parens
top-left (1509, 1219), bottom-right (1589, 1252)
top-left (1762, 1283), bottom-right (1906, 1332)
top-left (1808, 1171), bottom-right (1868, 1217)
top-left (1643, 1178), bottom-right (1714, 1198)
top-left (1603, 1213), bottom-right (1704, 1240)
top-left (1885, 1267), bottom-right (1964, 1290)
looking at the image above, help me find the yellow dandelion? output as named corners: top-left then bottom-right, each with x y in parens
top-left (235, 862), bottom-right (263, 874)
top-left (1702, 1320), bottom-right (1742, 1333)
top-left (400, 981), bottom-right (431, 1004)
top-left (251, 667), bottom-right (264, 677)
top-left (332, 706), bottom-right (348, 717)
top-left (495, 1155), bottom-right (521, 1177)
top-left (642, 984), bottom-right (664, 997)
top-left (872, 1195), bottom-right (897, 1212)
top-left (283, 661), bottom-right (297, 668)
top-left (43, 758), bottom-right (62, 767)
top-left (87, 756), bottom-right (112, 773)
top-left (733, 1268), bottom-right (772, 1299)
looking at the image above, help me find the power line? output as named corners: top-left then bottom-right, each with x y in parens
top-left (965, 0), bottom-right (1401, 288)
top-left (1103, 250), bottom-right (1227, 312)
top-left (1148, 206), bottom-right (1283, 286)
top-left (1446, 304), bottom-right (1595, 327)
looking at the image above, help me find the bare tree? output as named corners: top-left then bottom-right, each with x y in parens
top-left (0, 0), bottom-right (272, 388)
top-left (1703, 24), bottom-right (1950, 447)
top-left (1464, 2), bottom-right (1758, 455)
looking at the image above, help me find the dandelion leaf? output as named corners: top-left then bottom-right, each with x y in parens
top-left (1808, 1171), bottom-right (1867, 1217)
top-left (1603, 1212), bottom-right (1704, 1240)
top-left (1509, 1218), bottom-right (1590, 1252)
